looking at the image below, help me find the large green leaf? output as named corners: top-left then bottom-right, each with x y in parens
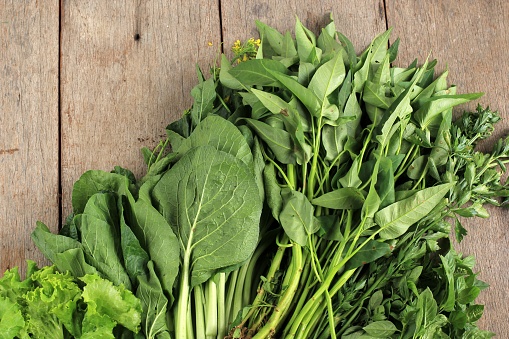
top-left (151, 146), bottom-right (262, 287)
top-left (175, 115), bottom-right (253, 165)
top-left (118, 199), bottom-right (150, 285)
top-left (136, 261), bottom-right (171, 339)
top-left (295, 16), bottom-right (319, 64)
top-left (375, 183), bottom-right (454, 239)
top-left (228, 59), bottom-right (288, 87)
top-left (71, 170), bottom-right (135, 215)
top-left (77, 195), bottom-right (131, 289)
top-left (250, 88), bottom-right (291, 115)
top-left (415, 93), bottom-right (483, 129)
top-left (130, 199), bottom-right (180, 299)
top-left (31, 222), bottom-right (101, 278)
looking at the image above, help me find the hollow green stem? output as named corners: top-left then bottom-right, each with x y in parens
top-left (252, 243), bottom-right (304, 338)
top-left (194, 286), bottom-right (206, 339)
top-left (205, 279), bottom-right (218, 338)
top-left (217, 272), bottom-right (227, 339)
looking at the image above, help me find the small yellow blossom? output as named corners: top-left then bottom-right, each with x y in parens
top-left (231, 37), bottom-right (261, 63)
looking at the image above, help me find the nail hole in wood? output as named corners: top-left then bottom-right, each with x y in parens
top-left (134, 33), bottom-right (141, 41)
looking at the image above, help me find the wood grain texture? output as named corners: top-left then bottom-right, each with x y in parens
top-left (387, 0), bottom-right (509, 335)
top-left (220, 0), bottom-right (386, 55)
top-left (1, 0), bottom-right (509, 335)
top-left (0, 1), bottom-right (59, 274)
top-left (60, 0), bottom-right (221, 219)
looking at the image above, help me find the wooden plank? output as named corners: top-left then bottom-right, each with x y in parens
top-left (387, 1), bottom-right (509, 335)
top-left (0, 1), bottom-right (59, 275)
top-left (60, 0), bottom-right (221, 218)
top-left (220, 0), bottom-right (387, 55)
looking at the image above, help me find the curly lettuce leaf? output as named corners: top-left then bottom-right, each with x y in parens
top-left (81, 274), bottom-right (142, 333)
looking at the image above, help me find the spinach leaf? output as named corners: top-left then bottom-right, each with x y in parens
top-left (136, 261), bottom-right (171, 339)
top-left (151, 145), bottom-right (261, 287)
top-left (175, 115), bottom-right (253, 165)
top-left (130, 199), bottom-right (180, 301)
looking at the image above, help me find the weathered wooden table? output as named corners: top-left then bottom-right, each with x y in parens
top-left (1, 0), bottom-right (508, 336)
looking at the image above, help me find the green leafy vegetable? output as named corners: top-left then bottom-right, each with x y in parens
top-left (5, 15), bottom-right (508, 339)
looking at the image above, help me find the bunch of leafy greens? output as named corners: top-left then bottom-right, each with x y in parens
top-left (29, 118), bottom-right (263, 338)
top-left (1, 15), bottom-right (508, 339)
top-left (0, 261), bottom-right (141, 338)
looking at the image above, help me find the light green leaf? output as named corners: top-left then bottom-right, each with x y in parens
top-left (295, 16), bottom-right (317, 63)
top-left (282, 31), bottom-right (297, 58)
top-left (363, 81), bottom-right (391, 109)
top-left (190, 77), bottom-right (216, 126)
top-left (245, 118), bottom-right (296, 164)
top-left (362, 320), bottom-right (398, 338)
top-left (219, 54), bottom-right (244, 90)
top-left (376, 183), bottom-right (454, 239)
top-left (312, 187), bottom-right (365, 209)
top-left (308, 52), bottom-right (345, 104)
top-left (457, 286), bottom-right (481, 305)
top-left (81, 274), bottom-right (142, 333)
top-left (439, 252), bottom-right (456, 312)
top-left (251, 88), bottom-right (291, 115)
top-left (416, 288), bottom-right (438, 331)
top-left (255, 20), bottom-right (284, 55)
top-left (322, 124), bottom-right (347, 161)
top-left (136, 261), bottom-right (171, 338)
top-left (239, 92), bottom-right (269, 120)
top-left (317, 27), bottom-right (342, 55)
top-left (297, 62), bottom-right (315, 85)
top-left (0, 296), bottom-right (25, 338)
top-left (339, 156), bottom-right (363, 188)
top-left (415, 93), bottom-right (483, 129)
top-left (269, 71), bottom-right (321, 115)
top-left (279, 189), bottom-right (317, 246)
top-left (407, 155), bottom-right (428, 180)
top-left (176, 115), bottom-right (253, 165)
top-left (228, 59), bottom-right (288, 87)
